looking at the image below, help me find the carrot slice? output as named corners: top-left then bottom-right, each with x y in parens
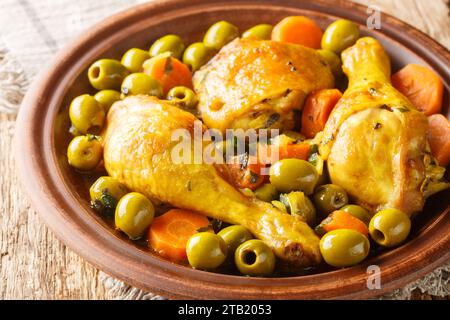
top-left (428, 114), bottom-right (450, 167)
top-left (301, 89), bottom-right (342, 139)
top-left (227, 155), bottom-right (265, 190)
top-left (143, 54), bottom-right (193, 95)
top-left (272, 16), bottom-right (323, 49)
top-left (258, 143), bottom-right (311, 165)
top-left (315, 210), bottom-right (369, 237)
top-left (392, 64), bottom-right (444, 116)
top-left (148, 209), bottom-right (210, 261)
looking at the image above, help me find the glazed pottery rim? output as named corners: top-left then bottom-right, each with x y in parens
top-left (15, 0), bottom-right (450, 299)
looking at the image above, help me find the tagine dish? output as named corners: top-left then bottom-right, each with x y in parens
top-left (62, 15), bottom-right (449, 278)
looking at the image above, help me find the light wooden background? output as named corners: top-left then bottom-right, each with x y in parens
top-left (1, 0), bottom-right (449, 299)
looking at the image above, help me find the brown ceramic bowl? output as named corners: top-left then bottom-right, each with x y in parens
top-left (15, 0), bottom-right (450, 299)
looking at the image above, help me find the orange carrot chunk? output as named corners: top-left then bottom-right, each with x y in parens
top-left (301, 89), bottom-right (342, 139)
top-left (148, 209), bottom-right (210, 261)
top-left (392, 64), bottom-right (444, 116)
top-left (227, 155), bottom-right (266, 190)
top-left (143, 54), bottom-right (193, 95)
top-left (258, 143), bottom-right (311, 165)
top-left (272, 16), bottom-right (323, 49)
top-left (315, 210), bottom-right (369, 237)
top-left (428, 114), bottom-right (450, 167)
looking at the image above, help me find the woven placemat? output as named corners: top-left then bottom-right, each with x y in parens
top-left (1, 0), bottom-right (448, 299)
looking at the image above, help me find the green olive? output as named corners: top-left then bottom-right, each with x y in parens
top-left (182, 42), bottom-right (216, 72)
top-left (88, 59), bottom-right (129, 90)
top-left (280, 191), bottom-right (316, 226)
top-left (269, 159), bottom-right (319, 195)
top-left (313, 184), bottom-right (348, 216)
top-left (254, 183), bottom-right (278, 202)
top-left (341, 204), bottom-right (371, 226)
top-left (121, 73), bottom-right (163, 98)
top-left (218, 225), bottom-right (253, 255)
top-left (94, 90), bottom-right (121, 113)
top-left (69, 94), bottom-right (105, 134)
top-left (149, 34), bottom-right (185, 59)
top-left (121, 48), bottom-right (150, 73)
top-left (186, 232), bottom-right (227, 269)
top-left (242, 24), bottom-right (273, 40)
top-left (320, 229), bottom-right (370, 267)
top-left (67, 135), bottom-right (102, 171)
top-left (166, 86), bottom-right (198, 109)
top-left (321, 19), bottom-right (360, 54)
top-left (369, 208), bottom-right (411, 247)
top-left (235, 239), bottom-right (275, 276)
top-left (115, 192), bottom-right (155, 240)
top-left (317, 49), bottom-right (342, 77)
top-left (90, 176), bottom-right (127, 215)
top-left (203, 21), bottom-right (239, 51)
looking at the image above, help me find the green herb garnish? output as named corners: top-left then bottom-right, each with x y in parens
top-left (396, 107), bottom-right (410, 113)
top-left (164, 56), bottom-right (173, 74)
top-left (249, 171), bottom-right (260, 184)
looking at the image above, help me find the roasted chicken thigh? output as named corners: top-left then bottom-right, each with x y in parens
top-left (193, 38), bottom-right (334, 132)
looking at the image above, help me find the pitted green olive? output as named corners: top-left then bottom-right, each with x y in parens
top-left (182, 42), bottom-right (216, 72)
top-left (320, 229), bottom-right (370, 267)
top-left (121, 73), bottom-right (163, 98)
top-left (149, 34), bottom-right (185, 59)
top-left (321, 19), bottom-right (360, 53)
top-left (121, 48), bottom-right (150, 73)
top-left (115, 192), bottom-right (155, 240)
top-left (94, 90), bottom-right (121, 113)
top-left (218, 225), bottom-right (253, 255)
top-left (67, 135), bottom-right (102, 171)
top-left (369, 208), bottom-right (411, 247)
top-left (69, 94), bottom-right (105, 134)
top-left (313, 184), bottom-right (348, 216)
top-left (341, 204), bottom-right (371, 225)
top-left (234, 239), bottom-right (275, 276)
top-left (166, 86), bottom-right (198, 109)
top-left (269, 159), bottom-right (319, 195)
top-left (203, 21), bottom-right (239, 51)
top-left (90, 176), bottom-right (127, 215)
top-left (242, 24), bottom-right (273, 40)
top-left (88, 59), bottom-right (129, 90)
top-left (186, 232), bottom-right (227, 269)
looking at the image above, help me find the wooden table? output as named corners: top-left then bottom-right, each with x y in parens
top-left (1, 0), bottom-right (449, 299)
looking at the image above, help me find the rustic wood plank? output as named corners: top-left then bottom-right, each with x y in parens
top-left (353, 0), bottom-right (450, 49)
top-left (0, 0), bottom-right (449, 300)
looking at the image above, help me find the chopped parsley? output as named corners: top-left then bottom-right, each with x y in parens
top-left (249, 171), bottom-right (260, 184)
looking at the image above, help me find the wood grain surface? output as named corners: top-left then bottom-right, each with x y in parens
top-left (1, 0), bottom-right (449, 299)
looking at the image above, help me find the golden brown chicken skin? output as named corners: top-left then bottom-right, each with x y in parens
top-left (193, 38), bottom-right (334, 132)
top-left (319, 37), bottom-right (429, 216)
top-left (103, 96), bottom-right (321, 267)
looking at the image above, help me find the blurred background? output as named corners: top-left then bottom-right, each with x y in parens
top-left (0, 0), bottom-right (449, 299)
